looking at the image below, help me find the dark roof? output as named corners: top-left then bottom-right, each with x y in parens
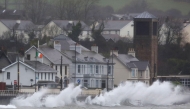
top-left (117, 54), bottom-right (138, 64)
top-left (24, 61), bottom-right (57, 72)
top-left (135, 11), bottom-right (157, 19)
top-left (52, 20), bottom-right (90, 31)
top-left (127, 61), bottom-right (149, 70)
top-left (102, 34), bottom-right (120, 42)
top-left (0, 50), bottom-right (11, 71)
top-left (0, 19), bottom-right (35, 30)
top-left (7, 52), bottom-right (17, 63)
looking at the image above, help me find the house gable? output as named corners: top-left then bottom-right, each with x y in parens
top-left (0, 21), bottom-right (10, 37)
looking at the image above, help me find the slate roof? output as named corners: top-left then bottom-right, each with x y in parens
top-left (7, 52), bottom-right (17, 63)
top-left (0, 50), bottom-right (11, 72)
top-left (24, 61), bottom-right (57, 72)
top-left (96, 20), bottom-right (132, 30)
top-left (135, 11), bottom-right (157, 19)
top-left (126, 61), bottom-right (149, 71)
top-left (38, 46), bottom-right (71, 65)
top-left (52, 20), bottom-right (90, 31)
top-left (0, 19), bottom-right (35, 30)
top-left (117, 54), bottom-right (138, 64)
top-left (63, 50), bottom-right (107, 63)
top-left (102, 34), bottom-right (120, 42)
top-left (53, 34), bottom-right (90, 51)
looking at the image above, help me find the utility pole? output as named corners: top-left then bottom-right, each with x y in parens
top-left (75, 43), bottom-right (77, 84)
top-left (35, 43), bottom-right (37, 92)
top-left (112, 49), bottom-right (114, 89)
top-left (107, 59), bottom-right (109, 91)
top-left (60, 56), bottom-right (62, 90)
top-left (17, 35), bottom-right (19, 91)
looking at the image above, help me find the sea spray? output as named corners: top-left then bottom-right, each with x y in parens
top-left (0, 105), bottom-right (16, 108)
top-left (88, 81), bottom-right (190, 106)
top-left (10, 88), bottom-right (47, 107)
top-left (10, 83), bottom-right (82, 107)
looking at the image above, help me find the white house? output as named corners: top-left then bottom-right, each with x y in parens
top-left (0, 19), bottom-right (35, 44)
top-left (110, 48), bottom-right (150, 86)
top-left (53, 34), bottom-right (114, 89)
top-left (95, 20), bottom-right (134, 40)
top-left (1, 61), bottom-right (57, 87)
top-left (41, 20), bottom-right (92, 41)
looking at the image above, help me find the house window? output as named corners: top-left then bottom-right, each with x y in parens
top-left (84, 80), bottom-right (88, 87)
top-left (96, 80), bottom-right (98, 88)
top-left (90, 65), bottom-right (93, 73)
top-left (139, 71), bottom-right (142, 78)
top-left (56, 66), bottom-right (57, 70)
top-left (27, 54), bottom-right (30, 60)
top-left (146, 70), bottom-right (148, 78)
top-left (41, 73), bottom-right (43, 79)
top-left (78, 65), bottom-right (81, 73)
top-left (84, 65), bottom-right (85, 74)
top-left (48, 73), bottom-right (50, 80)
top-left (108, 66), bottom-right (111, 74)
top-left (38, 73), bottom-right (39, 79)
top-left (7, 72), bottom-right (10, 79)
top-left (52, 73), bottom-right (53, 80)
top-left (102, 66), bottom-right (104, 74)
top-left (131, 69), bottom-right (135, 78)
top-left (96, 65), bottom-right (98, 73)
top-left (45, 73), bottom-right (46, 80)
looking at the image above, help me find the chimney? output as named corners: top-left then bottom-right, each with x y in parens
top-left (91, 44), bottom-right (98, 53)
top-left (54, 41), bottom-right (61, 52)
top-left (128, 48), bottom-right (135, 57)
top-left (110, 49), bottom-right (119, 57)
top-left (70, 43), bottom-right (82, 54)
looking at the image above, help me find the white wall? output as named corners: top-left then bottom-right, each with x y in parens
top-left (0, 22), bottom-right (10, 38)
top-left (120, 21), bottom-right (134, 38)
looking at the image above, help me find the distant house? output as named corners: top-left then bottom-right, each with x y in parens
top-left (0, 19), bottom-right (35, 44)
top-left (182, 21), bottom-right (190, 44)
top-left (110, 48), bottom-right (150, 86)
top-left (102, 34), bottom-right (120, 42)
top-left (95, 20), bottom-right (134, 39)
top-left (0, 9), bottom-right (24, 20)
top-left (41, 20), bottom-right (92, 41)
top-left (109, 13), bottom-right (140, 20)
top-left (0, 60), bottom-right (57, 87)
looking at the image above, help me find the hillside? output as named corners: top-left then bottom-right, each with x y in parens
top-left (98, 0), bottom-right (190, 15)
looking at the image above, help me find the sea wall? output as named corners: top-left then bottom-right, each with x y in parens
top-left (0, 96), bottom-right (15, 105)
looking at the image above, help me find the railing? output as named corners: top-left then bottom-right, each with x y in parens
top-left (0, 89), bottom-right (102, 96)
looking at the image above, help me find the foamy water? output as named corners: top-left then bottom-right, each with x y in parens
top-left (3, 81), bottom-right (190, 108)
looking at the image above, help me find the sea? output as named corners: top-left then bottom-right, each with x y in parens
top-left (1, 81), bottom-right (190, 109)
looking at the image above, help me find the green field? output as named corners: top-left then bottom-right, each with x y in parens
top-left (1, 0), bottom-right (190, 15)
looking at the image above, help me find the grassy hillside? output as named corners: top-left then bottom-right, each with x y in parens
top-left (98, 0), bottom-right (190, 15)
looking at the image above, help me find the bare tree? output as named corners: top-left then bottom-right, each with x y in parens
top-left (23, 0), bottom-right (48, 24)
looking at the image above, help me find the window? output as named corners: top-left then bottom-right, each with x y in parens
top-left (102, 66), bottom-right (104, 74)
top-left (65, 66), bottom-right (67, 75)
top-left (139, 71), bottom-right (142, 78)
top-left (52, 73), bottom-right (53, 80)
top-left (90, 65), bottom-right (93, 73)
top-left (96, 80), bottom-right (98, 88)
top-left (56, 66), bottom-right (57, 70)
top-left (136, 21), bottom-right (150, 35)
top-left (146, 70), bottom-right (148, 78)
top-left (45, 73), bottom-right (46, 80)
top-left (48, 73), bottom-right (50, 80)
top-left (131, 69), bottom-right (135, 78)
top-left (96, 65), bottom-right (99, 73)
top-left (7, 72), bottom-right (10, 79)
top-left (38, 73), bottom-right (39, 79)
top-left (41, 73), bottom-right (43, 79)
top-left (78, 65), bottom-right (81, 73)
top-left (108, 66), bottom-right (111, 74)
top-left (153, 22), bottom-right (158, 36)
top-left (27, 54), bottom-right (30, 60)
top-left (83, 65), bottom-right (85, 73)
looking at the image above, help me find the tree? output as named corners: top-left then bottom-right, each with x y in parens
top-left (23, 0), bottom-right (48, 24)
top-left (68, 21), bottom-right (82, 42)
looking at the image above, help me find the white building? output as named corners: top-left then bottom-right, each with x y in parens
top-left (1, 61), bottom-right (57, 87)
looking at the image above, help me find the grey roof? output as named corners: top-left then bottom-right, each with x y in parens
top-left (53, 34), bottom-right (90, 51)
top-left (38, 46), bottom-right (72, 65)
top-left (0, 19), bottom-right (35, 30)
top-left (97, 20), bottom-right (131, 30)
top-left (0, 51), bottom-right (11, 71)
top-left (52, 20), bottom-right (90, 31)
top-left (127, 61), bottom-right (149, 71)
top-left (102, 34), bottom-right (120, 42)
top-left (24, 61), bottom-right (57, 72)
top-left (135, 11), bottom-right (157, 19)
top-left (7, 52), bottom-right (17, 63)
top-left (63, 50), bottom-right (107, 63)
top-left (117, 54), bottom-right (139, 64)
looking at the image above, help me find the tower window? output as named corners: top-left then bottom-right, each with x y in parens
top-left (153, 22), bottom-right (158, 36)
top-left (136, 21), bottom-right (150, 35)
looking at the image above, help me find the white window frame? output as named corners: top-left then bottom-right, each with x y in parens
top-left (131, 69), bottom-right (135, 78)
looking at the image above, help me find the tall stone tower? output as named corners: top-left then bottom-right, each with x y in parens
top-left (133, 12), bottom-right (158, 84)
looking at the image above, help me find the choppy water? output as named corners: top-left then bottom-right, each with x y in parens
top-left (1, 81), bottom-right (190, 109)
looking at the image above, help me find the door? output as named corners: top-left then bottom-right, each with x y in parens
top-left (101, 80), bottom-right (106, 89)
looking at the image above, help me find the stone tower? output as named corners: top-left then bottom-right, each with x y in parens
top-left (133, 12), bottom-right (158, 84)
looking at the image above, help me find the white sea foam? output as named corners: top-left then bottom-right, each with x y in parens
top-left (10, 83), bottom-right (82, 107)
top-left (0, 105), bottom-right (16, 108)
top-left (87, 81), bottom-right (190, 106)
top-left (9, 81), bottom-right (190, 107)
